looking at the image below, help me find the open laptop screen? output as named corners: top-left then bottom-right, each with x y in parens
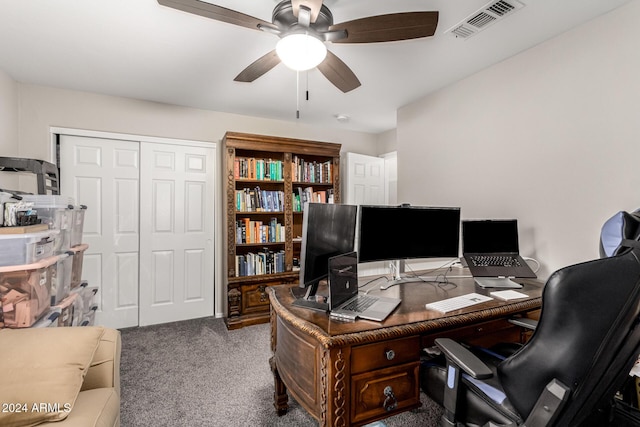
top-left (462, 220), bottom-right (520, 254)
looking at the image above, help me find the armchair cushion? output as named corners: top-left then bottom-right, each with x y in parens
top-left (0, 327), bottom-right (104, 427)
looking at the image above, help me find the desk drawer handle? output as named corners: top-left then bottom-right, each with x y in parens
top-left (383, 386), bottom-right (398, 412)
top-left (385, 349), bottom-right (395, 361)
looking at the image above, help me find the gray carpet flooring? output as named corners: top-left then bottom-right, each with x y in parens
top-left (120, 316), bottom-right (443, 426)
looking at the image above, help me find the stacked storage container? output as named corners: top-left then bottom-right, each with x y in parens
top-left (51, 203), bottom-right (90, 326)
top-left (20, 195), bottom-right (75, 254)
top-left (0, 256), bottom-right (57, 328)
top-left (0, 192), bottom-right (62, 328)
top-left (0, 193), bottom-right (90, 328)
top-left (70, 282), bottom-right (98, 326)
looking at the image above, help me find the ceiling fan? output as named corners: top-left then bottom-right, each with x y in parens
top-left (157, 0), bottom-right (439, 93)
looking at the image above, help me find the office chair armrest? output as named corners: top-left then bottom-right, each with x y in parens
top-left (522, 379), bottom-right (570, 427)
top-left (509, 317), bottom-right (538, 330)
top-left (436, 338), bottom-right (494, 427)
top-left (435, 338), bottom-right (493, 379)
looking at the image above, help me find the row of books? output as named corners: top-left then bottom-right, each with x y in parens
top-left (235, 249), bottom-right (285, 277)
top-left (236, 187), bottom-right (284, 212)
top-left (292, 156), bottom-right (333, 184)
top-left (233, 156), bottom-right (334, 184)
top-left (236, 217), bottom-right (284, 245)
top-left (234, 157), bottom-right (284, 181)
top-left (292, 187), bottom-right (335, 212)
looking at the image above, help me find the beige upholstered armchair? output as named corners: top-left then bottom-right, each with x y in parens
top-left (0, 326), bottom-right (121, 427)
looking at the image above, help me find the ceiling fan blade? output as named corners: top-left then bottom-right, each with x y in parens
top-left (234, 50), bottom-right (281, 83)
top-left (317, 51), bottom-right (361, 93)
top-left (157, 0), bottom-right (277, 32)
top-left (330, 11), bottom-right (439, 44)
top-left (291, 0), bottom-right (323, 23)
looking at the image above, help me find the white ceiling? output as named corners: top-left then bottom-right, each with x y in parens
top-left (0, 0), bottom-right (632, 134)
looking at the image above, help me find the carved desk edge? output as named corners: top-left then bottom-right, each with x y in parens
top-left (268, 287), bottom-right (542, 349)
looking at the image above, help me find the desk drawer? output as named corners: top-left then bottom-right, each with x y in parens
top-left (421, 318), bottom-right (522, 349)
top-left (351, 361), bottom-right (420, 424)
top-left (351, 336), bottom-right (420, 374)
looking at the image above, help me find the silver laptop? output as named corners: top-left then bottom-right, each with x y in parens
top-left (328, 252), bottom-right (401, 321)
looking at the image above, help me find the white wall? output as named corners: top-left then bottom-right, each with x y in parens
top-left (376, 128), bottom-right (397, 154)
top-left (16, 83), bottom-right (379, 161)
top-left (397, 1), bottom-right (640, 278)
top-left (0, 70), bottom-right (19, 190)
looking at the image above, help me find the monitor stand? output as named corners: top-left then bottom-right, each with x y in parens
top-left (291, 280), bottom-right (329, 311)
top-left (380, 260), bottom-right (416, 290)
top-left (290, 286), bottom-right (308, 299)
top-left (474, 277), bottom-right (523, 289)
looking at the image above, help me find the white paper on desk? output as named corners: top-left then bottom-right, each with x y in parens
top-left (489, 290), bottom-right (529, 301)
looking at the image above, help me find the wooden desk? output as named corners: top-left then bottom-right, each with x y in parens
top-left (268, 272), bottom-right (543, 427)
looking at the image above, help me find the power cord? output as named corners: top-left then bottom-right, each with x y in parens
top-left (379, 258), bottom-right (460, 291)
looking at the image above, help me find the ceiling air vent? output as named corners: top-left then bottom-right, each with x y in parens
top-left (446, 0), bottom-right (525, 40)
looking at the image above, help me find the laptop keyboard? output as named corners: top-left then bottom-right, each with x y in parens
top-left (471, 255), bottom-right (521, 267)
top-left (341, 295), bottom-right (377, 313)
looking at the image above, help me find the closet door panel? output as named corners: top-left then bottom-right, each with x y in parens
top-left (139, 142), bottom-right (215, 326)
top-left (60, 135), bottom-right (140, 329)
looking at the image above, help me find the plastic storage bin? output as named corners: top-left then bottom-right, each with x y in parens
top-left (32, 307), bottom-right (62, 328)
top-left (69, 281), bottom-right (98, 322)
top-left (50, 252), bottom-right (73, 305)
top-left (69, 243), bottom-right (88, 288)
top-left (0, 256), bottom-right (56, 328)
top-left (20, 195), bottom-right (75, 253)
top-left (53, 293), bottom-right (76, 327)
top-left (0, 229), bottom-right (58, 267)
top-left (75, 283), bottom-right (97, 312)
top-left (70, 205), bottom-right (87, 247)
top-left (80, 304), bottom-right (98, 326)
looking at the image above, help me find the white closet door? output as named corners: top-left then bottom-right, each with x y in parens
top-left (139, 142), bottom-right (215, 326)
top-left (60, 135), bottom-right (141, 329)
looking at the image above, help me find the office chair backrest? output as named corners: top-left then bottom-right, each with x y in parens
top-left (497, 247), bottom-right (640, 425)
top-left (600, 209), bottom-right (640, 257)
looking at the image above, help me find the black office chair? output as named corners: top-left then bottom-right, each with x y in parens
top-left (599, 209), bottom-right (640, 258)
top-left (421, 245), bottom-right (640, 427)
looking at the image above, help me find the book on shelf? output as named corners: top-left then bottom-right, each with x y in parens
top-left (292, 187), bottom-right (335, 211)
top-left (235, 187), bottom-right (284, 212)
top-left (236, 217), bottom-right (284, 244)
top-left (234, 157), bottom-right (284, 181)
top-left (291, 156), bottom-right (332, 183)
top-left (235, 249), bottom-right (286, 277)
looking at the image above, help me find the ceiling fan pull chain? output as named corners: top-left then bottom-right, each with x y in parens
top-left (296, 70), bottom-right (300, 119)
top-left (306, 71), bottom-right (310, 101)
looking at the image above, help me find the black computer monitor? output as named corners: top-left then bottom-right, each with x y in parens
top-left (298, 202), bottom-right (358, 299)
top-left (358, 204), bottom-right (460, 270)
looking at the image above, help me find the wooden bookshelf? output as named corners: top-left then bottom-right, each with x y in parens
top-left (223, 132), bottom-right (341, 329)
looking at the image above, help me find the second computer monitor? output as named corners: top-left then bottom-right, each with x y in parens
top-left (358, 204), bottom-right (460, 263)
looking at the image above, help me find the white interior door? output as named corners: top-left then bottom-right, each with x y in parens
top-left (60, 135), bottom-right (140, 329)
top-left (343, 152), bottom-right (387, 276)
top-left (139, 142), bottom-right (215, 326)
top-left (343, 152), bottom-right (386, 205)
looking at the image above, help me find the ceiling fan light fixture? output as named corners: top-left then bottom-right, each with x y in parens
top-left (276, 32), bottom-right (327, 71)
